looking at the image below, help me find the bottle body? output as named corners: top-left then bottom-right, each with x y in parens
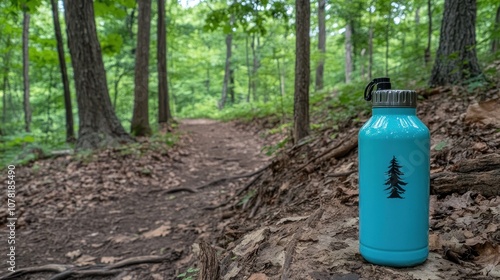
top-left (358, 107), bottom-right (430, 267)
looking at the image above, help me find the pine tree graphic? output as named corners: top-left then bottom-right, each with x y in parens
top-left (384, 156), bottom-right (407, 199)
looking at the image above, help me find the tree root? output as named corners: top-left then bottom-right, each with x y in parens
top-left (196, 163), bottom-right (271, 190)
top-left (204, 172), bottom-right (264, 211)
top-left (296, 133), bottom-right (358, 173)
top-left (0, 255), bottom-right (171, 280)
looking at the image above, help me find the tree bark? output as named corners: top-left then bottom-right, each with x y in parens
top-left (23, 9), bottom-right (31, 133)
top-left (251, 34), bottom-right (260, 102)
top-left (157, 0), bottom-right (172, 124)
top-left (219, 32), bottom-right (232, 109)
top-left (385, 10), bottom-right (391, 77)
top-left (315, 0), bottom-right (326, 90)
top-left (51, 0), bottom-right (75, 143)
top-left (64, 0), bottom-right (133, 149)
top-left (197, 241), bottom-right (220, 280)
top-left (229, 68), bottom-right (235, 104)
top-left (131, 0), bottom-right (152, 136)
top-left (492, 5), bottom-right (500, 54)
top-left (246, 35), bottom-right (251, 102)
top-left (368, 0), bottom-right (374, 81)
top-left (432, 154), bottom-right (500, 197)
top-left (2, 36), bottom-right (11, 125)
top-left (345, 20), bottom-right (353, 83)
top-left (430, 0), bottom-right (482, 86)
top-left (294, 0), bottom-right (310, 144)
top-left (424, 0), bottom-right (432, 66)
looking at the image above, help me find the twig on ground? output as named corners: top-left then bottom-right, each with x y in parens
top-left (204, 172), bottom-right (264, 211)
top-left (0, 264), bottom-right (72, 280)
top-left (296, 133), bottom-right (358, 173)
top-left (196, 163), bottom-right (271, 190)
top-left (1, 254), bottom-right (171, 280)
top-left (326, 170), bottom-right (357, 177)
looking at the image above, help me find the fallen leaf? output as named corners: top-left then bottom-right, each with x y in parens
top-left (101, 256), bottom-right (121, 264)
top-left (429, 234), bottom-right (440, 251)
top-left (233, 227), bottom-right (268, 256)
top-left (108, 234), bottom-right (138, 244)
top-left (276, 215), bottom-right (309, 225)
top-left (465, 98), bottom-right (500, 128)
top-left (142, 223), bottom-right (172, 239)
top-left (65, 249), bottom-right (82, 259)
top-left (248, 273), bottom-right (269, 280)
top-left (474, 242), bottom-right (500, 267)
top-left (75, 254), bottom-right (96, 265)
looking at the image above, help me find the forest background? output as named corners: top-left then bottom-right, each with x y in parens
top-left (1, 0), bottom-right (499, 165)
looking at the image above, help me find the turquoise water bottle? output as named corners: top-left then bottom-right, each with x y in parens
top-left (358, 77), bottom-right (430, 267)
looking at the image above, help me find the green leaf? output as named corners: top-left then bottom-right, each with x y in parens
top-left (434, 141), bottom-right (447, 151)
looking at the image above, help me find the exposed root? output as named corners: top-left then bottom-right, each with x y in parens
top-left (196, 163), bottom-right (271, 190)
top-left (0, 254), bottom-right (172, 280)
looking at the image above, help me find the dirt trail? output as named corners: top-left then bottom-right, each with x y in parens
top-left (0, 119), bottom-right (268, 279)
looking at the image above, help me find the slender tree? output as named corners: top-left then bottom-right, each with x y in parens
top-left (131, 0), bottom-right (153, 136)
top-left (430, 0), bottom-right (482, 86)
top-left (424, 0), bottom-right (432, 65)
top-left (345, 20), bottom-right (354, 83)
top-left (293, 0), bottom-right (310, 143)
top-left (2, 36), bottom-right (11, 125)
top-left (157, 0), bottom-right (172, 123)
top-left (219, 31), bottom-right (233, 109)
top-left (50, 0), bottom-right (75, 143)
top-left (315, 0), bottom-right (326, 90)
top-left (492, 5), bottom-right (500, 54)
top-left (368, 0), bottom-right (374, 81)
top-left (22, 6), bottom-right (31, 132)
top-left (63, 0), bottom-right (133, 149)
top-left (250, 34), bottom-right (259, 102)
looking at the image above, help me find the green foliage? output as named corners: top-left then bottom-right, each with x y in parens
top-left (434, 140), bottom-right (447, 151)
top-left (177, 267), bottom-right (200, 280)
top-left (204, 1), bottom-right (289, 35)
top-left (1, 0), bottom-right (499, 163)
top-left (262, 137), bottom-right (289, 156)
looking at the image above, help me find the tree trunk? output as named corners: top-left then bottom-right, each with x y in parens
top-left (251, 34), bottom-right (260, 102)
top-left (229, 68), bottom-right (235, 104)
top-left (492, 5), bottom-right (500, 54)
top-left (197, 241), bottom-right (220, 280)
top-left (345, 20), bottom-right (353, 83)
top-left (131, 0), bottom-right (152, 136)
top-left (315, 0), bottom-right (326, 90)
top-left (432, 154), bottom-right (500, 197)
top-left (63, 0), bottom-right (133, 149)
top-left (424, 0), bottom-right (432, 66)
top-left (157, 0), bottom-right (172, 124)
top-left (294, 0), bottom-right (310, 144)
top-left (246, 35), bottom-right (251, 102)
top-left (385, 11), bottom-right (391, 77)
top-left (430, 0), bottom-right (482, 86)
top-left (51, 0), bottom-right (75, 143)
top-left (2, 36), bottom-right (11, 125)
top-left (219, 32), bottom-right (232, 109)
top-left (368, 0), bottom-right (374, 81)
top-left (23, 9), bottom-right (31, 133)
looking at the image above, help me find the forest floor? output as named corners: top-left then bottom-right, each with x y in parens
top-left (0, 119), bottom-right (270, 279)
top-left (1, 84), bottom-right (500, 280)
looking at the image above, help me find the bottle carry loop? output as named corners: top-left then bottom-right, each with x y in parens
top-left (364, 77), bottom-right (391, 101)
